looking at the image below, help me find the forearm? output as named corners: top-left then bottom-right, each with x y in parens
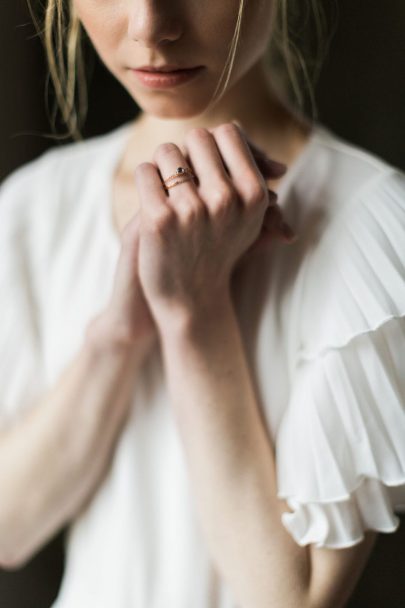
top-left (0, 311), bottom-right (151, 570)
top-left (159, 297), bottom-right (311, 608)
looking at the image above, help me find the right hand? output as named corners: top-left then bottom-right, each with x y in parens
top-left (88, 212), bottom-right (158, 351)
top-left (87, 127), bottom-right (290, 351)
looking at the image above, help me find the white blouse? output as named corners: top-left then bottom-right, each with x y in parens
top-left (0, 121), bottom-right (404, 608)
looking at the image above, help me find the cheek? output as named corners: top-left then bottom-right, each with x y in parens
top-left (73, 1), bottom-right (125, 67)
top-left (240, 1), bottom-right (275, 60)
top-left (195, 0), bottom-right (274, 70)
top-left (192, 2), bottom-right (240, 52)
top-left (224, 0), bottom-right (275, 85)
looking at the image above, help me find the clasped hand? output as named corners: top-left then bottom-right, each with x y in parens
top-left (104, 122), bottom-right (296, 347)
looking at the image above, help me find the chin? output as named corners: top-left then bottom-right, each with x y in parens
top-left (124, 84), bottom-right (216, 120)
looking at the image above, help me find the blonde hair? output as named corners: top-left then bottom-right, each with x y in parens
top-left (27, 0), bottom-right (337, 141)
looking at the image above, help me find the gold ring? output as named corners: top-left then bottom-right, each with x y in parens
top-left (164, 175), bottom-right (196, 190)
top-left (163, 166), bottom-right (196, 190)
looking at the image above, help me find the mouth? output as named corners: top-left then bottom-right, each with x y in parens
top-left (130, 65), bottom-right (205, 89)
top-left (136, 64), bottom-right (202, 72)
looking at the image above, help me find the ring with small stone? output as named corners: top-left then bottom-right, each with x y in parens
top-left (163, 166), bottom-right (197, 191)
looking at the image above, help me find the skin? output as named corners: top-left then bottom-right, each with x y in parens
top-left (72, 1), bottom-right (378, 606)
top-left (75, 0), bottom-right (277, 118)
top-left (74, 0), bottom-right (313, 231)
top-left (73, 0), bottom-right (309, 341)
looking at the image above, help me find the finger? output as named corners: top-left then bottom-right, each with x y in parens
top-left (133, 162), bottom-right (169, 225)
top-left (152, 142), bottom-right (202, 217)
top-left (208, 122), bottom-right (288, 178)
top-left (189, 128), bottom-right (288, 180)
top-left (210, 122), bottom-right (268, 210)
top-left (262, 194), bottom-right (283, 229)
top-left (262, 201), bottom-right (297, 242)
top-left (247, 222), bottom-right (297, 256)
top-left (230, 122), bottom-right (288, 177)
top-left (184, 127), bottom-right (239, 215)
top-left (251, 152), bottom-right (287, 179)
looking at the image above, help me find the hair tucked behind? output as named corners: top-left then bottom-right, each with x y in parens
top-left (27, 0), bottom-right (338, 141)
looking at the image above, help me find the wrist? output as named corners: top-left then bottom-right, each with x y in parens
top-left (157, 290), bottom-right (235, 343)
top-left (85, 310), bottom-right (155, 360)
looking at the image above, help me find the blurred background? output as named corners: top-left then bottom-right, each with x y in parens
top-left (0, 0), bottom-right (404, 606)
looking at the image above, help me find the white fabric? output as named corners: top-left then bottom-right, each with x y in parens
top-left (0, 121), bottom-right (404, 606)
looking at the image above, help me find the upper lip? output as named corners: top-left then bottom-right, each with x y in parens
top-left (134, 65), bottom-right (200, 72)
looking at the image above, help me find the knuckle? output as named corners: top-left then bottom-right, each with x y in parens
top-left (214, 121), bottom-right (238, 138)
top-left (154, 142), bottom-right (179, 160)
top-left (244, 180), bottom-right (266, 207)
top-left (103, 316), bottom-right (138, 347)
top-left (209, 185), bottom-right (235, 215)
top-left (150, 207), bottom-right (176, 232)
top-left (177, 199), bottom-right (203, 224)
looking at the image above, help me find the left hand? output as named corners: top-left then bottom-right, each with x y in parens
top-left (134, 122), bottom-right (295, 326)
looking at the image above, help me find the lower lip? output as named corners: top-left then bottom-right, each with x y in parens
top-left (131, 66), bottom-right (204, 89)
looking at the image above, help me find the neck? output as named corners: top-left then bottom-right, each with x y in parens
top-left (118, 59), bottom-right (314, 184)
top-left (130, 59), bottom-right (311, 155)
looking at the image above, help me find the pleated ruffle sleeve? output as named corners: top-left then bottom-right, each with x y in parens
top-left (276, 169), bottom-right (405, 548)
top-left (0, 165), bottom-right (47, 425)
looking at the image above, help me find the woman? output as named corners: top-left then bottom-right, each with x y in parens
top-left (0, 1), bottom-right (404, 606)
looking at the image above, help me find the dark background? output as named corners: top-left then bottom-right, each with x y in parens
top-left (1, 0), bottom-right (404, 606)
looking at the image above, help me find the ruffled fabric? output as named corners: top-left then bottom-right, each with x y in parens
top-left (0, 169), bottom-right (46, 425)
top-left (276, 170), bottom-right (405, 548)
top-left (299, 169), bottom-right (405, 362)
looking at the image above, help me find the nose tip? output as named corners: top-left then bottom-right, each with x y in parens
top-left (128, 9), bottom-right (182, 47)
